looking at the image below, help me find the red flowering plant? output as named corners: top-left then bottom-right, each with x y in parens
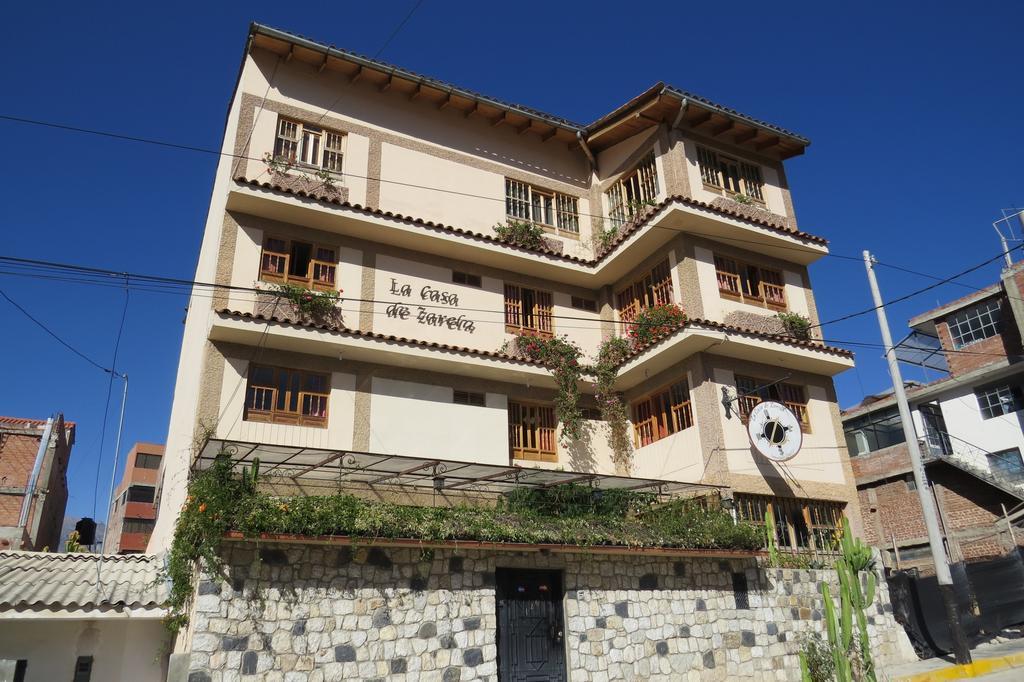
top-left (502, 332), bottom-right (584, 445)
top-left (627, 304), bottom-right (686, 348)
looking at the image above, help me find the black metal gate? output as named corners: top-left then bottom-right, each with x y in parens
top-left (496, 568), bottom-right (566, 682)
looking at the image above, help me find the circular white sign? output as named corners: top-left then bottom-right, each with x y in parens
top-left (746, 401), bottom-right (803, 462)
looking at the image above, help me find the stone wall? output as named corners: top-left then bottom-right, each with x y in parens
top-left (181, 542), bottom-right (916, 682)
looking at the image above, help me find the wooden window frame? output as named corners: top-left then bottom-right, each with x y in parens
top-left (735, 494), bottom-right (843, 554)
top-left (696, 146), bottom-right (765, 203)
top-left (504, 284), bottom-right (554, 337)
top-left (607, 152), bottom-right (660, 229)
top-left (616, 259), bottom-right (673, 333)
top-left (260, 236), bottom-right (338, 292)
top-left (452, 271), bottom-right (482, 288)
top-left (713, 254), bottom-right (787, 310)
top-left (632, 378), bottom-right (694, 448)
top-left (505, 178), bottom-right (580, 236)
top-left (244, 365), bottom-right (330, 428)
top-left (273, 116), bottom-right (346, 174)
top-left (508, 401), bottom-right (557, 462)
top-left (735, 375), bottom-right (811, 433)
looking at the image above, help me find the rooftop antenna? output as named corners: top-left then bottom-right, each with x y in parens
top-left (993, 207), bottom-right (1024, 268)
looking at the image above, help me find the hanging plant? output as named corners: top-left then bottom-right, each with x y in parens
top-left (593, 337), bottom-right (633, 471)
top-left (503, 332), bottom-right (584, 444)
top-left (270, 283), bottom-right (341, 320)
top-left (493, 219), bottom-right (547, 250)
top-left (628, 303), bottom-right (686, 348)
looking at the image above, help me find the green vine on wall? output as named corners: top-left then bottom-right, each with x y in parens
top-left (503, 332), bottom-right (584, 444)
top-left (777, 311), bottom-right (812, 341)
top-left (594, 337), bottom-right (633, 470)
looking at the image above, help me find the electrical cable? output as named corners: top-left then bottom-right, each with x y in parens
top-left (90, 287), bottom-right (129, 520)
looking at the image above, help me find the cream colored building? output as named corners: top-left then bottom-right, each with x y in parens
top-left (149, 23), bottom-right (861, 556)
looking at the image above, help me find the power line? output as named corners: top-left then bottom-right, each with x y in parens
top-left (5, 254), bottom-right (1024, 360)
top-left (0, 286), bottom-right (121, 376)
top-left (91, 287), bottom-right (129, 520)
top-left (374, 0), bottom-right (426, 58)
top-left (0, 113), bottom-right (856, 260)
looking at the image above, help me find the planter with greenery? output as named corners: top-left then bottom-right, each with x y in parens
top-left (269, 282), bottom-right (342, 321)
top-left (777, 311), bottom-right (812, 341)
top-left (493, 219), bottom-right (546, 250)
top-left (164, 458), bottom-right (764, 635)
top-left (503, 332), bottom-right (584, 444)
top-left (628, 303), bottom-right (686, 348)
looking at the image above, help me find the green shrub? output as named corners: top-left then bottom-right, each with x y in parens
top-left (494, 220), bottom-right (546, 250)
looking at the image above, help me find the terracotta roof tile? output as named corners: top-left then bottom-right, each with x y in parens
top-left (233, 177), bottom-right (828, 263)
top-left (0, 551), bottom-right (165, 612)
top-left (0, 416), bottom-right (76, 429)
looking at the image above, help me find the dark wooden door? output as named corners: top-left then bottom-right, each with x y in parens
top-left (496, 569), bottom-right (566, 682)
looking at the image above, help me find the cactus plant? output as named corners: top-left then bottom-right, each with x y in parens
top-left (765, 511), bottom-right (781, 567)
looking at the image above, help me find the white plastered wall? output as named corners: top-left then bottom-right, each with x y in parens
top-left (0, 618), bottom-right (167, 682)
top-left (926, 383), bottom-right (1024, 473)
top-left (368, 377), bottom-right (508, 464)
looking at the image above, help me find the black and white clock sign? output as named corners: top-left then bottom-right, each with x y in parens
top-left (746, 401), bottom-right (803, 462)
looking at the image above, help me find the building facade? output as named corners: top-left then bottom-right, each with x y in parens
top-left (150, 24), bottom-right (863, 558)
top-left (0, 414), bottom-right (75, 551)
top-left (843, 262), bottom-right (1024, 571)
top-left (104, 442), bottom-right (163, 554)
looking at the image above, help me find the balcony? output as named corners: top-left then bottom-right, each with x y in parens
top-left (226, 179), bottom-right (828, 290)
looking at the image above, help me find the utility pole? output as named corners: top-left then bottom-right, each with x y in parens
top-left (863, 251), bottom-right (972, 664)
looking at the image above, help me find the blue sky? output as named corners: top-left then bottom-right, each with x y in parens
top-left (2, 1), bottom-right (1021, 521)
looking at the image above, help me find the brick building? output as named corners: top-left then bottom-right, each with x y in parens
top-left (0, 414), bottom-right (75, 551)
top-left (843, 262), bottom-right (1024, 572)
top-left (103, 442), bottom-right (163, 554)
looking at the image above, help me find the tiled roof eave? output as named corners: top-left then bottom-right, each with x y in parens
top-left (618, 319), bottom-right (854, 367)
top-left (233, 178), bottom-right (829, 267)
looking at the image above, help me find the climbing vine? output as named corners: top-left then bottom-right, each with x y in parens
top-left (594, 337), bottom-right (633, 470)
top-left (503, 332), bottom-right (584, 444)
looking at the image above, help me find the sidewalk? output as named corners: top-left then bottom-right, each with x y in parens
top-left (885, 638), bottom-right (1024, 681)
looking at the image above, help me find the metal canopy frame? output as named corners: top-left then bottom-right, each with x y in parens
top-left (196, 439), bottom-right (723, 499)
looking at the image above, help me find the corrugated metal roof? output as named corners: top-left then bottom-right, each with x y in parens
top-left (0, 551), bottom-right (165, 612)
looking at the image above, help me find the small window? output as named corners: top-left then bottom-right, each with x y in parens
top-left (606, 152), bottom-right (659, 229)
top-left (509, 402), bottom-right (557, 462)
top-left (135, 453), bottom-right (161, 470)
top-left (122, 518), bottom-right (156, 534)
top-left (975, 384), bottom-right (1023, 419)
top-left (581, 407), bottom-right (603, 421)
top-left (274, 117), bottom-right (345, 173)
top-left (988, 448), bottom-right (1024, 479)
top-left (260, 236), bottom-right (337, 291)
top-left (452, 271), bottom-right (482, 288)
top-left (245, 365), bottom-right (330, 427)
top-left (617, 260), bottom-right (673, 332)
top-left (696, 146), bottom-right (765, 202)
top-left (947, 299), bottom-right (1002, 349)
top-left (505, 284), bottom-right (554, 336)
top-left (73, 656), bottom-right (93, 682)
top-left (632, 379), bottom-right (694, 447)
top-left (570, 296), bottom-right (598, 313)
top-left (126, 486), bottom-right (155, 504)
top-left (505, 179), bottom-right (580, 234)
top-left (905, 474), bottom-right (917, 492)
top-left (714, 255), bottom-right (786, 310)
top-left (454, 390), bottom-right (486, 407)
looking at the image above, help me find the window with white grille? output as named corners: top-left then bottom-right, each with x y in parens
top-left (504, 179), bottom-right (579, 234)
top-left (947, 299), bottom-right (1002, 348)
top-left (606, 152), bottom-right (660, 229)
top-left (696, 146), bottom-right (764, 202)
top-left (975, 384), bottom-right (1023, 419)
top-left (273, 117), bottom-right (345, 173)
